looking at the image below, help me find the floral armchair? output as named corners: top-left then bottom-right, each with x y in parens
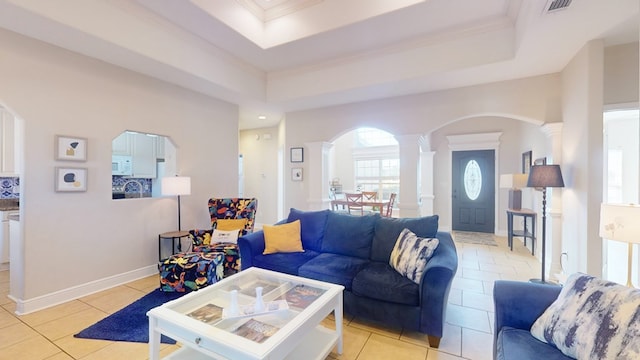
top-left (159, 198), bottom-right (258, 292)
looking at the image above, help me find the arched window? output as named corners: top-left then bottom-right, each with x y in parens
top-left (353, 128), bottom-right (399, 201)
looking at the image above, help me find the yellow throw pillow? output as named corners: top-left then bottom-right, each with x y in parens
top-left (216, 218), bottom-right (248, 231)
top-left (262, 220), bottom-right (304, 255)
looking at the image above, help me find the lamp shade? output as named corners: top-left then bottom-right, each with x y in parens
top-left (527, 165), bottom-right (564, 188)
top-left (599, 203), bottom-right (640, 244)
top-left (161, 176), bottom-right (191, 196)
top-left (500, 174), bottom-right (529, 189)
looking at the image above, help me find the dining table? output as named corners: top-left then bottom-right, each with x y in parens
top-left (330, 198), bottom-right (388, 215)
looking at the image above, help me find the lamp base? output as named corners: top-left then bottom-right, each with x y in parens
top-left (508, 189), bottom-right (522, 210)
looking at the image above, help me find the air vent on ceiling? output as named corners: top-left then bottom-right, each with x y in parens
top-left (546, 0), bottom-right (572, 13)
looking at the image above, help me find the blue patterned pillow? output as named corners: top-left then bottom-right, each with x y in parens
top-left (388, 228), bottom-right (439, 284)
top-left (530, 272), bottom-right (640, 359)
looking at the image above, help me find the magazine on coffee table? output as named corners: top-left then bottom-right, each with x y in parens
top-left (276, 284), bottom-right (326, 310)
top-left (238, 279), bottom-right (281, 297)
top-left (231, 318), bottom-right (279, 343)
top-left (186, 303), bottom-right (223, 324)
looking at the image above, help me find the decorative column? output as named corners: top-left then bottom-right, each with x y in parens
top-left (395, 134), bottom-right (424, 218)
top-left (541, 123), bottom-right (564, 282)
top-left (304, 141), bottom-right (333, 210)
top-left (420, 134), bottom-right (435, 216)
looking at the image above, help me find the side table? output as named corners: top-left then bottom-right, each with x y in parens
top-left (506, 208), bottom-right (536, 255)
top-left (158, 230), bottom-right (190, 261)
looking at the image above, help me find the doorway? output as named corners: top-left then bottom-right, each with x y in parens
top-left (452, 150), bottom-right (495, 232)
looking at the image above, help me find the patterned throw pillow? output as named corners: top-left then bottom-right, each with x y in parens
top-left (530, 272), bottom-right (640, 360)
top-left (389, 228), bottom-right (439, 284)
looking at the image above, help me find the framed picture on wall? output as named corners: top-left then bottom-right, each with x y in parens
top-left (56, 135), bottom-right (87, 161)
top-left (522, 151), bottom-right (532, 174)
top-left (290, 147), bottom-right (303, 163)
top-left (291, 168), bottom-right (303, 181)
top-left (55, 167), bottom-right (88, 192)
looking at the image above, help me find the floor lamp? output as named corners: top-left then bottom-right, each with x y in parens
top-left (599, 203), bottom-right (640, 288)
top-left (161, 176), bottom-right (191, 231)
top-left (527, 165), bottom-right (564, 284)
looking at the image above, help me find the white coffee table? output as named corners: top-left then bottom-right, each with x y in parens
top-left (147, 267), bottom-right (344, 360)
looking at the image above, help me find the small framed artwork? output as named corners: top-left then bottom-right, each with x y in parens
top-left (56, 135), bottom-right (87, 161)
top-left (55, 167), bottom-right (88, 192)
top-left (522, 151), bottom-right (532, 174)
top-left (290, 147), bottom-right (304, 163)
top-left (534, 157), bottom-right (547, 166)
top-left (291, 167), bottom-right (303, 181)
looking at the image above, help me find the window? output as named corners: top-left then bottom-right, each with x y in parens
top-left (353, 128), bottom-right (399, 201)
top-left (463, 160), bottom-right (482, 200)
top-left (356, 127), bottom-right (397, 147)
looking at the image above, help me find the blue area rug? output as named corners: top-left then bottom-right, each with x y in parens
top-left (74, 288), bottom-right (185, 344)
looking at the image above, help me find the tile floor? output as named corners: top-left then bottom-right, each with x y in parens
top-left (0, 234), bottom-right (540, 360)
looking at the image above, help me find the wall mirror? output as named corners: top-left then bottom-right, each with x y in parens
top-left (111, 130), bottom-right (176, 199)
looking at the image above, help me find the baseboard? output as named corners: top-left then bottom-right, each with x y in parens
top-left (10, 264), bottom-right (158, 315)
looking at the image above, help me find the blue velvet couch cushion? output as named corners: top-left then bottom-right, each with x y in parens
top-left (321, 212), bottom-right (379, 259)
top-left (496, 327), bottom-right (573, 360)
top-left (287, 208), bottom-right (329, 252)
top-left (298, 253), bottom-right (370, 290)
top-left (251, 250), bottom-right (321, 276)
top-left (370, 215), bottom-right (439, 262)
top-left (352, 262), bottom-right (419, 306)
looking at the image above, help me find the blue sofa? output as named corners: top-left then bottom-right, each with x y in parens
top-left (238, 208), bottom-right (458, 348)
top-left (493, 280), bottom-right (568, 360)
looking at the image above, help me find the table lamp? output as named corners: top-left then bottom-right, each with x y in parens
top-left (527, 165), bottom-right (564, 283)
top-left (161, 176), bottom-right (191, 231)
top-left (599, 203), bottom-right (640, 288)
top-left (500, 173), bottom-right (528, 210)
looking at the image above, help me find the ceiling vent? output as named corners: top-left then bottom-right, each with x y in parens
top-left (545, 0), bottom-right (572, 13)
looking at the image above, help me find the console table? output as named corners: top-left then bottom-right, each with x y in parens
top-left (506, 208), bottom-right (536, 255)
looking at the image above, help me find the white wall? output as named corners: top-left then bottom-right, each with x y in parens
top-left (282, 74), bottom-right (561, 212)
top-left (561, 40), bottom-right (605, 277)
top-left (604, 42), bottom-right (639, 105)
top-left (0, 29), bottom-right (239, 311)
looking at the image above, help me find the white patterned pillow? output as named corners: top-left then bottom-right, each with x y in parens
top-left (530, 272), bottom-right (640, 360)
top-left (389, 228), bottom-right (439, 284)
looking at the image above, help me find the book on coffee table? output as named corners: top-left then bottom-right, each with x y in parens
top-left (277, 284), bottom-right (326, 310)
top-left (186, 303), bottom-right (223, 324)
top-left (231, 318), bottom-right (279, 343)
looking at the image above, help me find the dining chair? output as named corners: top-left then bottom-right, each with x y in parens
top-left (345, 192), bottom-right (364, 215)
top-left (361, 191), bottom-right (379, 213)
top-left (362, 191), bottom-right (378, 201)
top-left (383, 193), bottom-right (397, 217)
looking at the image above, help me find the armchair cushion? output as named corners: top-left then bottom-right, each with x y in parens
top-left (530, 272), bottom-right (640, 359)
top-left (215, 218), bottom-right (248, 232)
